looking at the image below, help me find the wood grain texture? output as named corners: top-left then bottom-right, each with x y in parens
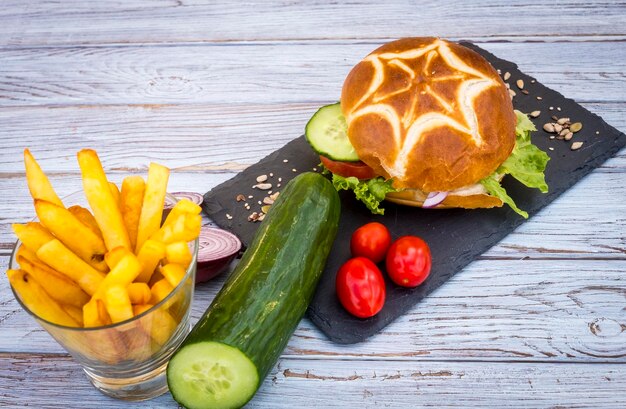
top-left (0, 0), bottom-right (624, 46)
top-left (1, 354), bottom-right (625, 408)
top-left (0, 42), bottom-right (624, 106)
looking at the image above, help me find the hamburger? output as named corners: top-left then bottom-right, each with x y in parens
top-left (305, 37), bottom-right (549, 218)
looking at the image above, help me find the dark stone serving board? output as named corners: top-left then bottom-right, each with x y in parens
top-left (203, 43), bottom-right (626, 344)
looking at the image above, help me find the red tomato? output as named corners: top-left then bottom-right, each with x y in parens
top-left (335, 257), bottom-right (386, 318)
top-left (319, 155), bottom-right (377, 180)
top-left (350, 222), bottom-right (392, 263)
top-left (385, 236), bottom-right (431, 288)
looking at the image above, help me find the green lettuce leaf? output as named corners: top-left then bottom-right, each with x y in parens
top-left (332, 174), bottom-right (397, 215)
top-left (480, 110), bottom-right (550, 218)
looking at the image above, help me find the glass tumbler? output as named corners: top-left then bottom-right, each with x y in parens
top-left (8, 193), bottom-right (198, 401)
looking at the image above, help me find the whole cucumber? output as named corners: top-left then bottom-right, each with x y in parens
top-left (167, 172), bottom-right (340, 409)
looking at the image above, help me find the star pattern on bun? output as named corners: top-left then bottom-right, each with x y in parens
top-left (345, 39), bottom-right (500, 180)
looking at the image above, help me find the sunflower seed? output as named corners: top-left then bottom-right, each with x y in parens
top-left (521, 89), bottom-right (529, 95)
top-left (256, 175), bottom-right (268, 183)
top-left (557, 118), bottom-right (568, 125)
top-left (570, 122), bottom-right (583, 133)
top-left (571, 141), bottom-right (584, 150)
top-left (543, 123), bottom-right (556, 133)
top-left (262, 197), bottom-right (274, 205)
top-left (554, 124), bottom-right (563, 133)
top-left (530, 110), bottom-right (541, 118)
top-left (564, 132), bottom-right (574, 141)
top-left (504, 72), bottom-right (511, 81)
top-left (509, 89), bottom-right (516, 98)
top-left (253, 183), bottom-right (272, 190)
top-left (516, 79), bottom-right (524, 89)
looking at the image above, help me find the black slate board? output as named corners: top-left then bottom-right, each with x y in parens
top-left (203, 43), bottom-right (626, 344)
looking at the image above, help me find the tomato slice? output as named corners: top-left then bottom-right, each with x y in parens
top-left (319, 155), bottom-right (377, 180)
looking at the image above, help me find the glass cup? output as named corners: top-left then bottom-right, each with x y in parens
top-left (8, 193), bottom-right (198, 401)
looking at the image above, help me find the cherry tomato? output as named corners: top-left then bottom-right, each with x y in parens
top-left (350, 222), bottom-right (392, 263)
top-left (319, 155), bottom-right (377, 180)
top-left (385, 236), bottom-right (431, 288)
top-left (335, 257), bottom-right (386, 318)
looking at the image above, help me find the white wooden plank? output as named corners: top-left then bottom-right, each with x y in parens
top-left (0, 0), bottom-right (624, 46)
top-left (0, 166), bottom-right (625, 257)
top-left (0, 354), bottom-right (624, 408)
top-left (3, 258), bottom-right (625, 362)
top-left (0, 42), bottom-right (624, 106)
top-left (0, 103), bottom-right (623, 173)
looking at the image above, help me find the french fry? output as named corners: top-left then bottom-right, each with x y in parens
top-left (35, 199), bottom-right (108, 273)
top-left (91, 252), bottom-right (142, 300)
top-left (135, 239), bottom-right (166, 283)
top-left (165, 241), bottom-right (193, 268)
top-left (120, 175), bottom-right (146, 252)
top-left (104, 246), bottom-right (130, 270)
top-left (151, 212), bottom-right (201, 244)
top-left (161, 263), bottom-right (186, 288)
top-left (108, 182), bottom-right (121, 208)
top-left (68, 205), bottom-right (103, 240)
top-left (133, 304), bottom-right (178, 347)
top-left (16, 254), bottom-right (90, 307)
top-left (7, 269), bottom-right (79, 327)
top-left (12, 222), bottom-right (54, 253)
top-left (83, 298), bottom-right (114, 327)
top-left (127, 282), bottom-right (152, 305)
top-left (36, 239), bottom-right (105, 296)
top-left (77, 149), bottom-right (131, 251)
top-left (15, 245), bottom-right (39, 265)
top-left (135, 163), bottom-right (170, 252)
top-left (162, 199), bottom-right (202, 227)
top-left (150, 278), bottom-right (174, 305)
top-left (23, 148), bottom-right (64, 207)
top-left (104, 285), bottom-right (134, 324)
top-left (61, 304), bottom-right (84, 326)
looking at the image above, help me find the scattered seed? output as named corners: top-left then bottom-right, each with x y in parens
top-left (549, 147), bottom-right (554, 151)
top-left (257, 200), bottom-right (262, 205)
top-left (277, 183), bottom-right (281, 188)
top-left (283, 159), bottom-right (289, 163)
top-left (248, 212), bottom-right (260, 222)
top-left (536, 96), bottom-right (543, 100)
top-left (253, 183), bottom-right (272, 190)
top-left (263, 197), bottom-right (274, 205)
top-left (505, 82), bottom-right (510, 89)
top-left (570, 122), bottom-right (583, 133)
top-left (530, 110), bottom-right (541, 118)
top-left (256, 174), bottom-right (268, 183)
top-left (564, 132), bottom-right (573, 141)
top-left (257, 213), bottom-right (266, 222)
top-left (595, 131), bottom-right (600, 135)
top-left (559, 128), bottom-right (569, 136)
top-left (261, 205), bottom-right (271, 214)
top-left (549, 106), bottom-right (554, 110)
top-left (313, 167), bottom-right (317, 171)
top-left (557, 107), bottom-right (562, 111)
top-left (571, 141), bottom-right (584, 151)
top-left (269, 173), bottom-right (274, 177)
top-left (554, 123), bottom-right (563, 133)
top-left (235, 194), bottom-right (246, 202)
top-left (556, 135), bottom-right (564, 140)
top-left (549, 135), bottom-right (556, 139)
top-left (497, 69), bottom-right (502, 74)
top-left (543, 123), bottom-right (556, 133)
top-left (278, 177), bottom-right (282, 182)
top-left (226, 214), bottom-right (233, 220)
top-left (509, 89), bottom-right (516, 98)
top-left (551, 115), bottom-right (559, 121)
top-left (244, 203), bottom-right (251, 210)
top-left (248, 195), bottom-right (254, 199)
top-left (292, 168), bottom-right (297, 172)
top-left (270, 192), bottom-right (280, 201)
top-left (531, 79), bottom-right (536, 84)
top-left (557, 118), bottom-right (568, 125)
top-left (521, 89), bottom-right (529, 95)
top-left (516, 79), bottom-right (524, 89)
top-left (504, 72), bottom-right (511, 81)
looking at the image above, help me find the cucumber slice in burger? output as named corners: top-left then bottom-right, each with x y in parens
top-left (305, 102), bottom-right (360, 162)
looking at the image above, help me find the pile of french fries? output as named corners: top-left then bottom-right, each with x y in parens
top-left (8, 149), bottom-right (201, 361)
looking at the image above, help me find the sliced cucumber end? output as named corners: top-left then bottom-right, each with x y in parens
top-left (167, 342), bottom-right (259, 409)
top-left (305, 102), bottom-right (360, 162)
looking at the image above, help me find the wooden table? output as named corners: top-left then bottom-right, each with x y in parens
top-left (1, 1), bottom-right (625, 407)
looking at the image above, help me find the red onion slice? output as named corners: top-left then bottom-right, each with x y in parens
top-left (196, 226), bottom-right (242, 283)
top-left (422, 191), bottom-right (448, 208)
